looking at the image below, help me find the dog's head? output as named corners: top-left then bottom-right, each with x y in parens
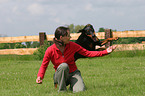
top-left (78, 24), bottom-right (99, 42)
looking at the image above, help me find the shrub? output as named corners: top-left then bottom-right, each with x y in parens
top-left (33, 40), bottom-right (51, 60)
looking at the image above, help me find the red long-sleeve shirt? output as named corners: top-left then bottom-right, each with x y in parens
top-left (37, 41), bottom-right (108, 79)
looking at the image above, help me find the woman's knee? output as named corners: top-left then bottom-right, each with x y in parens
top-left (70, 70), bottom-right (85, 92)
top-left (57, 63), bottom-right (69, 71)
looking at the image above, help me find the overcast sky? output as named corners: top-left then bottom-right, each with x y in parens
top-left (0, 0), bottom-right (145, 37)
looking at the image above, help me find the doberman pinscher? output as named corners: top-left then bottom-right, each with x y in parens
top-left (74, 24), bottom-right (118, 61)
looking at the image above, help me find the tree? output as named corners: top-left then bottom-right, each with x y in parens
top-left (98, 27), bottom-right (105, 32)
top-left (74, 25), bottom-right (85, 32)
top-left (68, 24), bottom-right (75, 33)
top-left (68, 24), bottom-right (85, 33)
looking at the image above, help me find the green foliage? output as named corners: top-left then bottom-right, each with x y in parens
top-left (9, 43), bottom-right (16, 49)
top-left (98, 27), bottom-right (117, 32)
top-left (74, 25), bottom-right (85, 32)
top-left (68, 24), bottom-right (75, 33)
top-left (0, 43), bottom-right (26, 49)
top-left (67, 24), bottom-right (85, 33)
top-left (98, 27), bottom-right (105, 32)
top-left (31, 41), bottom-right (40, 48)
top-left (0, 43), bottom-right (11, 49)
top-left (25, 42), bottom-right (31, 48)
top-left (33, 40), bottom-right (51, 60)
top-left (0, 42), bottom-right (40, 49)
top-left (14, 43), bottom-right (26, 48)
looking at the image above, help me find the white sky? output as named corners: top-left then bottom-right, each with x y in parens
top-left (0, 0), bottom-right (145, 37)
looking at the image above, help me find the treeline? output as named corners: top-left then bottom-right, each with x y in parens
top-left (0, 41), bottom-right (40, 49)
top-left (67, 24), bottom-right (117, 33)
top-left (67, 24), bottom-right (145, 44)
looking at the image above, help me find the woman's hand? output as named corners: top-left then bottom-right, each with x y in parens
top-left (106, 45), bottom-right (117, 53)
top-left (36, 77), bottom-right (42, 84)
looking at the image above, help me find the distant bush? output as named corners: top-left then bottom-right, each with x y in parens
top-left (33, 40), bottom-right (51, 60)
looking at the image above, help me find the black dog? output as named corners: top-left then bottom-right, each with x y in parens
top-left (74, 24), bottom-right (118, 61)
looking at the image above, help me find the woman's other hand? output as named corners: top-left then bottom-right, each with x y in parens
top-left (36, 77), bottom-right (42, 84)
top-left (106, 45), bottom-right (117, 53)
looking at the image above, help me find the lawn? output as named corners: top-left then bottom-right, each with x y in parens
top-left (0, 50), bottom-right (145, 96)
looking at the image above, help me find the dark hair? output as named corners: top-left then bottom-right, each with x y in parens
top-left (53, 26), bottom-right (69, 46)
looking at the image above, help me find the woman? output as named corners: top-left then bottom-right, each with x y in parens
top-left (36, 26), bottom-right (117, 92)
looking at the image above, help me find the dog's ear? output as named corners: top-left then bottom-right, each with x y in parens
top-left (77, 24), bottom-right (92, 33)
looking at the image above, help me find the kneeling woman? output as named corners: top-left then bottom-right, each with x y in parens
top-left (36, 26), bottom-right (117, 92)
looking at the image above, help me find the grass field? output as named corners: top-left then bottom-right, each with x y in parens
top-left (0, 50), bottom-right (145, 96)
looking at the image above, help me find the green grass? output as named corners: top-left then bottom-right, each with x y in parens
top-left (0, 50), bottom-right (145, 96)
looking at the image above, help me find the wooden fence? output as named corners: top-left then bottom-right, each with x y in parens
top-left (0, 30), bottom-right (145, 55)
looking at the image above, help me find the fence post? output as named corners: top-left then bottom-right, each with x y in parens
top-left (105, 29), bottom-right (113, 48)
top-left (39, 32), bottom-right (47, 46)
